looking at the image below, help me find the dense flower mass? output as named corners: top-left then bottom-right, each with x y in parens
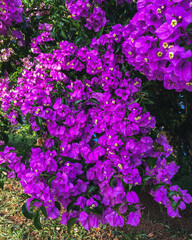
top-left (122, 0), bottom-right (192, 91)
top-left (0, 36), bottom-right (192, 229)
top-left (66, 0), bottom-right (107, 32)
top-left (0, 0), bottom-right (192, 232)
top-left (0, 0), bottom-right (23, 35)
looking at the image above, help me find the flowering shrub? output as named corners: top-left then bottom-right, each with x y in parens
top-left (0, 0), bottom-right (192, 232)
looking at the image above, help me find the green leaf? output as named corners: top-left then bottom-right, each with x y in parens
top-left (167, 191), bottom-right (178, 198)
top-left (128, 205), bottom-right (136, 212)
top-left (89, 98), bottom-right (99, 104)
top-left (148, 157), bottom-right (157, 170)
top-left (114, 203), bottom-right (121, 211)
top-left (1, 132), bottom-right (9, 144)
top-left (55, 201), bottom-right (61, 211)
top-left (60, 30), bottom-right (67, 39)
top-left (25, 112), bottom-right (31, 123)
top-left (40, 205), bottom-right (48, 218)
top-left (96, 26), bottom-right (104, 38)
top-left (171, 199), bottom-right (180, 211)
top-left (33, 211), bottom-right (42, 230)
top-left (142, 176), bottom-right (152, 184)
top-left (141, 98), bottom-right (154, 105)
top-left (22, 203), bottom-right (33, 220)
top-left (67, 202), bottom-right (79, 212)
top-left (0, 167), bottom-right (7, 173)
top-left (35, 116), bottom-right (41, 128)
top-left (0, 179), bottom-right (4, 190)
top-left (115, 43), bottom-right (121, 54)
top-left (129, 184), bottom-right (133, 191)
top-left (74, 36), bottom-right (84, 46)
top-left (84, 205), bottom-right (103, 215)
top-left (87, 185), bottom-right (98, 194)
top-left (187, 22), bottom-right (192, 32)
top-left (109, 176), bottom-right (117, 188)
top-left (47, 175), bottom-right (57, 186)
top-left (74, 100), bottom-right (83, 109)
top-left (30, 198), bottom-right (41, 211)
top-left (62, 156), bottom-right (77, 163)
top-left (50, 31), bottom-right (56, 39)
top-left (16, 114), bottom-right (23, 124)
top-left (152, 184), bottom-right (164, 191)
top-left (67, 217), bottom-right (77, 233)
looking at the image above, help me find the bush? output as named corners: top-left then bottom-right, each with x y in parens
top-left (0, 0), bottom-right (192, 231)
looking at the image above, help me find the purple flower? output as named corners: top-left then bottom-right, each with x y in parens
top-left (126, 191), bottom-right (139, 205)
top-left (126, 210), bottom-right (141, 226)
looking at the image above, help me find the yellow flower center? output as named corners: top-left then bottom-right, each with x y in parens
top-left (118, 164), bottom-right (123, 169)
top-left (134, 116), bottom-right (141, 121)
top-left (157, 51), bottom-right (163, 57)
top-left (171, 19), bottom-right (177, 27)
top-left (169, 52), bottom-right (174, 59)
top-left (134, 81), bottom-right (139, 86)
top-left (163, 42), bottom-right (168, 48)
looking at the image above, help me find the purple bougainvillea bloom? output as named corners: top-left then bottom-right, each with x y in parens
top-left (126, 191), bottom-right (139, 204)
top-left (126, 210), bottom-right (141, 226)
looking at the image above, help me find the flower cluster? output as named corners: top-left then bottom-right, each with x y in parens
top-left (121, 0), bottom-right (192, 91)
top-left (0, 0), bottom-right (23, 36)
top-left (151, 184), bottom-right (192, 218)
top-left (66, 0), bottom-right (107, 32)
top-left (0, 47), bottom-right (14, 62)
top-left (30, 23), bottom-right (54, 54)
